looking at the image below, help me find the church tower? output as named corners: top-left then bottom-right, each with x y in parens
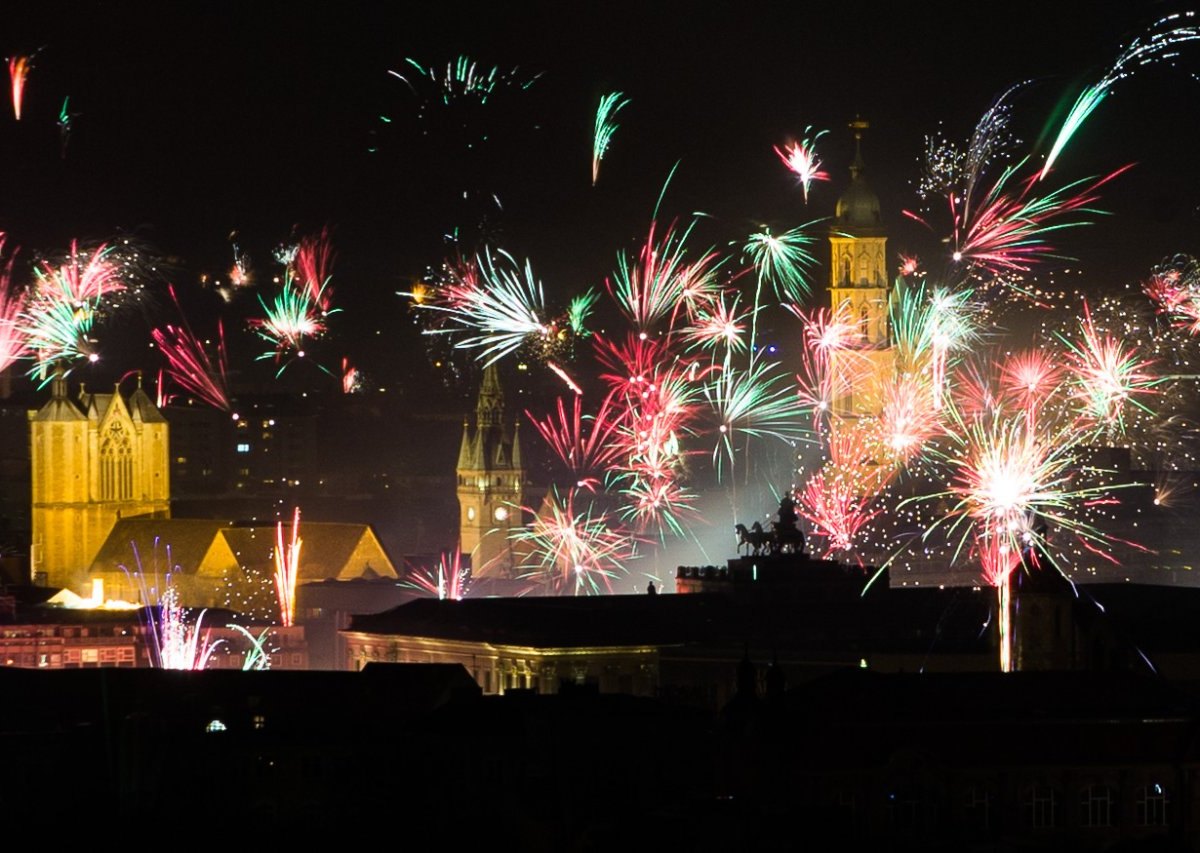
top-left (456, 364), bottom-right (524, 578)
top-left (829, 119), bottom-right (895, 417)
top-left (30, 372), bottom-right (170, 592)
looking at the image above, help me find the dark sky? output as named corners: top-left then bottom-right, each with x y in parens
top-left (0, 1), bottom-right (1195, 365)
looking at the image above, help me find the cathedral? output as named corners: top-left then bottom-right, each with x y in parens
top-left (30, 371), bottom-right (170, 592)
top-left (828, 118), bottom-right (896, 418)
top-left (456, 364), bottom-right (524, 579)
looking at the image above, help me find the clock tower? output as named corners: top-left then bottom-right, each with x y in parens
top-left (456, 364), bottom-right (524, 578)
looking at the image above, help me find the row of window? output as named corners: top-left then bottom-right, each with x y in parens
top-left (846, 782), bottom-right (1172, 832)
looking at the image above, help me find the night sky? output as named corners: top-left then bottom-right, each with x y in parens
top-left (2, 0), bottom-right (1198, 581)
top-left (2, 2), bottom-right (1194, 295)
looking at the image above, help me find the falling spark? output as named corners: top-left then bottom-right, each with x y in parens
top-left (592, 91), bottom-right (630, 185)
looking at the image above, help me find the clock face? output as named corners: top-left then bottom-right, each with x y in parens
top-left (466, 506), bottom-right (476, 522)
top-left (493, 506), bottom-right (509, 522)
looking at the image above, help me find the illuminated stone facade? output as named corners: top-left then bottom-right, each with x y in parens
top-left (456, 365), bottom-right (524, 578)
top-left (30, 373), bottom-right (170, 593)
top-left (829, 119), bottom-right (896, 417)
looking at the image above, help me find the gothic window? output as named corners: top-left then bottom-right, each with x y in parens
top-left (100, 421), bottom-right (134, 501)
top-left (860, 304), bottom-right (870, 341)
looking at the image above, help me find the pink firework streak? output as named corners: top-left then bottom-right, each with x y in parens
top-left (1000, 349), bottom-right (1063, 428)
top-left (949, 163), bottom-right (1132, 274)
top-left (1144, 265), bottom-right (1200, 335)
top-left (606, 221), bottom-right (721, 332)
top-left (151, 286), bottom-right (230, 411)
top-left (295, 228), bottom-right (337, 312)
top-left (797, 472), bottom-right (882, 557)
top-left (34, 241), bottom-right (123, 304)
top-left (273, 508), bottom-right (302, 627)
top-left (0, 238), bottom-right (29, 372)
top-left (341, 357), bottom-right (359, 393)
top-left (1062, 301), bottom-right (1160, 433)
top-left (406, 547), bottom-right (470, 600)
top-left (527, 392), bottom-right (624, 488)
top-left (8, 55), bottom-right (31, 121)
top-left (773, 128), bottom-right (829, 202)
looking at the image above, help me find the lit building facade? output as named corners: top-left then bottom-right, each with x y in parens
top-left (29, 373), bottom-right (170, 592)
top-left (829, 118), bottom-right (896, 418)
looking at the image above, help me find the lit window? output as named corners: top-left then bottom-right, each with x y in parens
top-left (205, 719), bottom-right (227, 733)
top-left (237, 443), bottom-right (251, 453)
top-left (466, 506), bottom-right (476, 521)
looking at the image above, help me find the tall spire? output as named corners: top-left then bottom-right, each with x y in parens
top-left (457, 418), bottom-right (473, 469)
top-left (511, 420), bottom-right (522, 470)
top-left (476, 363), bottom-right (504, 428)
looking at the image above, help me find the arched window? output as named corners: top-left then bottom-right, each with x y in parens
top-left (860, 304), bottom-right (870, 341)
top-left (100, 421), bottom-right (134, 501)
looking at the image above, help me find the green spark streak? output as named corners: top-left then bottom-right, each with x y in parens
top-left (592, 91), bottom-right (630, 185)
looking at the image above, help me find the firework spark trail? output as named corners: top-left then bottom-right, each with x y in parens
top-left (1144, 257), bottom-right (1200, 335)
top-left (33, 241), bottom-right (123, 305)
top-left (773, 127), bottom-right (829, 202)
top-left (568, 289), bottom-right (599, 339)
top-left (153, 321), bottom-right (230, 411)
top-left (391, 56), bottom-right (539, 106)
top-left (251, 272), bottom-right (331, 372)
top-left (515, 486), bottom-right (636, 594)
top-left (152, 285), bottom-right (230, 411)
top-left (8, 55), bottom-right (31, 121)
top-left (744, 224), bottom-right (819, 303)
top-left (341, 357), bottom-right (360, 393)
top-left (405, 547), bottom-right (470, 600)
top-left (20, 296), bottom-right (98, 380)
top-left (790, 303), bottom-right (864, 428)
top-left (294, 228), bottom-right (337, 312)
top-left (273, 508), bottom-right (302, 628)
top-left (879, 373), bottom-right (940, 465)
top-left (797, 471), bottom-right (883, 557)
top-left (534, 357), bottom-right (575, 392)
top-left (1041, 12), bottom-right (1200, 179)
top-left (951, 161), bottom-right (1131, 274)
top-left (607, 221), bottom-right (721, 332)
top-left (927, 286), bottom-right (981, 410)
top-left (527, 393), bottom-right (625, 488)
top-left (150, 585), bottom-right (222, 670)
top-left (1000, 349), bottom-right (1064, 429)
top-left (57, 97), bottom-right (75, 158)
top-left (592, 91), bottom-right (629, 185)
top-left (703, 358), bottom-right (807, 478)
top-left (1060, 301), bottom-right (1161, 437)
top-left (415, 249), bottom-right (550, 365)
top-left (683, 292), bottom-right (749, 355)
top-left (0, 239), bottom-right (28, 373)
top-left (227, 624), bottom-right (273, 670)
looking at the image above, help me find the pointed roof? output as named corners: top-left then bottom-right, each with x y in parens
top-left (457, 419), bottom-right (473, 470)
top-left (32, 369), bottom-right (85, 422)
top-left (835, 118), bottom-right (884, 236)
top-left (476, 363), bottom-right (504, 428)
top-left (128, 373), bottom-right (167, 424)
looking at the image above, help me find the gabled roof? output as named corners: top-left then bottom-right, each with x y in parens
top-left (89, 518), bottom-right (233, 576)
top-left (89, 517), bottom-right (398, 580)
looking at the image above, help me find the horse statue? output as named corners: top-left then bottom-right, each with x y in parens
top-left (735, 521), bottom-right (771, 556)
